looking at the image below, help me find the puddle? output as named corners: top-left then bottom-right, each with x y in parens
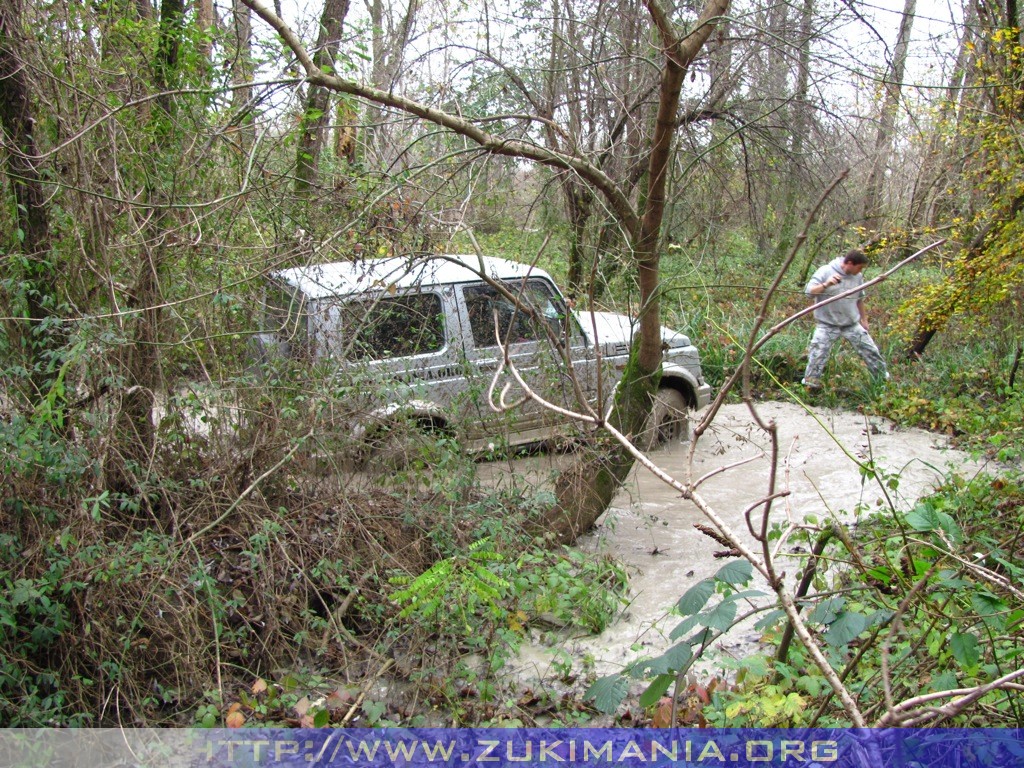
top-left (489, 401), bottom-right (985, 694)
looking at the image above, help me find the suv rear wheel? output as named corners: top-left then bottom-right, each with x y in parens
top-left (362, 416), bottom-right (450, 470)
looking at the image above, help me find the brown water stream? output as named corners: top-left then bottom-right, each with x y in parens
top-left (484, 401), bottom-right (983, 694)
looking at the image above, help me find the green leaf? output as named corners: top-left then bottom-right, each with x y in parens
top-left (313, 708), bottom-right (330, 728)
top-left (972, 591), bottom-right (1006, 615)
top-left (904, 506), bottom-right (938, 531)
top-left (824, 610), bottom-right (867, 647)
top-left (635, 641), bottom-right (694, 677)
top-left (866, 565), bottom-right (893, 585)
top-left (782, 692), bottom-right (806, 718)
top-left (930, 670), bottom-right (958, 692)
top-left (714, 560), bottom-right (753, 585)
top-left (362, 700), bottom-right (386, 724)
top-left (10, 580), bottom-right (40, 607)
top-left (585, 674), bottom-right (628, 714)
top-left (950, 632), bottom-right (980, 667)
top-left (279, 674), bottom-right (300, 691)
top-left (662, 640), bottom-right (694, 670)
top-left (936, 569), bottom-right (969, 588)
top-left (754, 608), bottom-right (787, 631)
top-left (972, 591), bottom-right (1007, 629)
top-left (904, 504), bottom-right (961, 542)
top-left (639, 674), bottom-right (675, 708)
top-left (808, 596), bottom-right (844, 625)
top-left (676, 579), bottom-right (714, 615)
top-left (669, 613), bottom-right (701, 640)
top-left (703, 599), bottom-right (738, 632)
top-left (797, 675), bottom-right (822, 697)
top-left (738, 655), bottom-right (770, 678)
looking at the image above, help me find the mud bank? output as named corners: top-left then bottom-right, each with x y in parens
top-left (495, 401), bottom-right (984, 693)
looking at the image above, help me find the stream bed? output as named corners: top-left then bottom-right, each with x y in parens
top-left (484, 401), bottom-right (983, 704)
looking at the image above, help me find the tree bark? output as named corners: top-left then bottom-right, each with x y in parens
top-left (0, 0), bottom-right (62, 395)
top-left (541, 0), bottom-right (731, 544)
top-left (862, 0), bottom-right (916, 228)
top-left (230, 0), bottom-right (255, 153)
top-left (772, 0), bottom-right (814, 262)
top-left (908, 0), bottom-right (978, 229)
top-left (295, 0), bottom-right (350, 193)
top-left (365, 0), bottom-right (418, 168)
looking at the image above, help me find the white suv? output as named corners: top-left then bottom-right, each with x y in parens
top-left (257, 254), bottom-right (711, 452)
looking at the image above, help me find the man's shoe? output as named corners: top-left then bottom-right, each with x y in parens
top-left (802, 377), bottom-right (822, 391)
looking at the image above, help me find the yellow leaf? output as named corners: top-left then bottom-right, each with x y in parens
top-left (724, 700), bottom-right (747, 719)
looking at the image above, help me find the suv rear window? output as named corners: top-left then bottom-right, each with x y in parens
top-left (341, 292), bottom-right (446, 360)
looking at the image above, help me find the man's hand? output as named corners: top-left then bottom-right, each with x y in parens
top-left (810, 274), bottom-right (842, 295)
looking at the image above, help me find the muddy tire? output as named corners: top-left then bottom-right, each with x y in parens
top-left (362, 418), bottom-right (447, 470)
top-left (642, 388), bottom-right (689, 449)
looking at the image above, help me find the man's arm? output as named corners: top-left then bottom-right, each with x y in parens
top-left (807, 272), bottom-right (842, 296)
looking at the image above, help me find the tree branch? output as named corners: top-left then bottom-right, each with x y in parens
top-left (240, 0), bottom-right (641, 237)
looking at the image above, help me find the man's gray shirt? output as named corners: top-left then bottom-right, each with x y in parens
top-left (806, 258), bottom-right (864, 327)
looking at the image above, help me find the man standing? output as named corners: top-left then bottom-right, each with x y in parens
top-left (801, 249), bottom-right (889, 391)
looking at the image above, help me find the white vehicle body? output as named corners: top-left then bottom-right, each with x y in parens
top-left (258, 254), bottom-right (711, 451)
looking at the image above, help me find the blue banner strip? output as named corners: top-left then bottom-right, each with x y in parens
top-left (2, 728), bottom-right (1023, 767)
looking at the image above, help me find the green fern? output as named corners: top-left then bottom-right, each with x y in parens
top-left (390, 538), bottom-right (510, 625)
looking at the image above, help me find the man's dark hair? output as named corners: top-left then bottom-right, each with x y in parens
top-left (842, 249), bottom-right (868, 265)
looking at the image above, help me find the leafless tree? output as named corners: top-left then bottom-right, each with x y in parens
top-left (861, 0), bottom-right (916, 229)
top-left (295, 0), bottom-right (351, 193)
top-left (244, 0), bottom-right (730, 542)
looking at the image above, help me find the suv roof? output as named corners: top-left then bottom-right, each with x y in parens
top-left (273, 254), bottom-right (544, 299)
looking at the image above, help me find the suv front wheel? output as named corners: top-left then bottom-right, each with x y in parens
top-left (642, 387), bottom-right (689, 449)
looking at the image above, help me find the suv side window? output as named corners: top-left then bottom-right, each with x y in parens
top-left (340, 292), bottom-right (446, 360)
top-left (464, 279), bottom-right (575, 348)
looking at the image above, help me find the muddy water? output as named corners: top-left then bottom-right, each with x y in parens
top-left (487, 401), bottom-right (983, 690)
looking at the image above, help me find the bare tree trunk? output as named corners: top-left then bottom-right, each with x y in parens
top-left (295, 0), bottom-right (350, 194)
top-left (862, 0), bottom-right (916, 228)
top-left (564, 186), bottom-right (594, 296)
top-left (230, 0), bottom-right (255, 153)
top-left (110, 0), bottom-right (185, 507)
top-left (909, 0), bottom-right (978, 229)
top-left (364, 0), bottom-right (418, 168)
top-left (772, 0), bottom-right (814, 263)
top-left (196, 0), bottom-right (214, 61)
top-left (546, 0), bottom-right (595, 297)
top-left (541, 0), bottom-right (731, 544)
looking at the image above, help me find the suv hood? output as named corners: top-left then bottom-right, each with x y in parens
top-left (576, 310), bottom-right (693, 351)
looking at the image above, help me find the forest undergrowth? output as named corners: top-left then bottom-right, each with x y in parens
top-left (1, 246), bottom-right (1022, 728)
